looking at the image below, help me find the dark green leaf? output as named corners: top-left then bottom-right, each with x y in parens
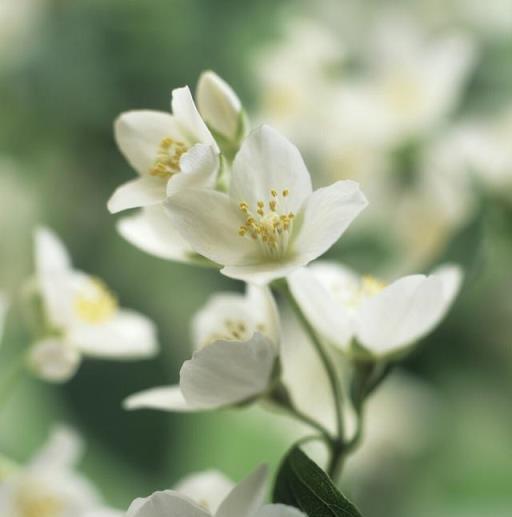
top-left (273, 445), bottom-right (363, 517)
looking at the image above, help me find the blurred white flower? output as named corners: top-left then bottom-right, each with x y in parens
top-left (288, 261), bottom-right (463, 358)
top-left (0, 426), bottom-right (118, 517)
top-left (108, 86), bottom-right (219, 214)
top-left (28, 226), bottom-right (158, 382)
top-left (127, 465), bottom-right (304, 517)
top-left (166, 125), bottom-right (367, 284)
top-left (125, 285), bottom-right (279, 412)
top-left (197, 71), bottom-right (245, 144)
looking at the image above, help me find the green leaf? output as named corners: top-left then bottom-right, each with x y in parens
top-left (273, 445), bottom-right (363, 517)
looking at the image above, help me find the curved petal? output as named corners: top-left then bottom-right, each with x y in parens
top-left (127, 490), bottom-right (210, 517)
top-left (215, 465), bottom-right (267, 517)
top-left (114, 110), bottom-right (185, 176)
top-left (288, 266), bottom-right (353, 350)
top-left (69, 309), bottom-right (158, 359)
top-left (221, 259), bottom-right (305, 285)
top-left (165, 188), bottom-right (258, 266)
top-left (117, 206), bottom-right (196, 263)
top-left (197, 70), bottom-right (242, 140)
top-left (254, 505), bottom-right (306, 517)
top-left (175, 471), bottom-right (234, 515)
top-left (167, 143), bottom-right (220, 196)
top-left (124, 386), bottom-right (195, 412)
top-left (35, 226), bottom-right (72, 274)
top-left (356, 266), bottom-right (462, 356)
top-left (180, 334), bottom-right (277, 410)
top-left (247, 284), bottom-right (280, 346)
top-left (29, 426), bottom-right (83, 471)
top-left (27, 337), bottom-right (82, 383)
top-left (107, 176), bottom-right (167, 214)
top-left (293, 180), bottom-right (368, 264)
top-left (171, 86), bottom-right (219, 151)
top-left (230, 125), bottom-right (312, 213)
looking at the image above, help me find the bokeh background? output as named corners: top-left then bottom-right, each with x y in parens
top-left (0, 0), bottom-right (511, 516)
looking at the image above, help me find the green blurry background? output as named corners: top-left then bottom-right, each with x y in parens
top-left (0, 1), bottom-right (511, 516)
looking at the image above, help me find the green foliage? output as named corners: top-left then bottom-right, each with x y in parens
top-left (273, 446), bottom-right (363, 517)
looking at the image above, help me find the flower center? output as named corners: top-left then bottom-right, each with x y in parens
top-left (238, 189), bottom-right (295, 259)
top-left (17, 486), bottom-right (63, 517)
top-left (74, 278), bottom-right (118, 324)
top-left (201, 320), bottom-right (267, 348)
top-left (150, 137), bottom-right (189, 179)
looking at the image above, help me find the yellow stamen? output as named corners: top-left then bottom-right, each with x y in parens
top-left (74, 278), bottom-right (118, 324)
top-left (149, 137), bottom-right (189, 179)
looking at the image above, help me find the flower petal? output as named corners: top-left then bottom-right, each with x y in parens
top-left (288, 265), bottom-right (353, 350)
top-left (35, 226), bottom-right (72, 274)
top-left (114, 110), bottom-right (185, 176)
top-left (356, 265), bottom-right (463, 356)
top-left (215, 465), bottom-right (267, 517)
top-left (107, 176), bottom-right (167, 214)
top-left (197, 70), bottom-right (242, 140)
top-left (175, 471), bottom-right (234, 515)
top-left (124, 386), bottom-right (195, 412)
top-left (117, 206), bottom-right (195, 263)
top-left (166, 143), bottom-right (219, 196)
top-left (221, 260), bottom-right (307, 285)
top-left (171, 86), bottom-right (219, 151)
top-left (230, 125), bottom-right (312, 212)
top-left (293, 180), bottom-right (368, 264)
top-left (28, 338), bottom-right (82, 383)
top-left (69, 309), bottom-right (158, 359)
top-left (254, 505), bottom-right (306, 517)
top-left (127, 491), bottom-right (210, 517)
top-left (166, 188), bottom-right (258, 266)
top-left (29, 426), bottom-right (83, 471)
top-left (246, 284), bottom-right (280, 346)
top-left (180, 334), bottom-right (277, 410)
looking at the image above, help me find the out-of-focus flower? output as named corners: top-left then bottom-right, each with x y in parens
top-left (108, 86), bottom-right (219, 214)
top-left (288, 261), bottom-right (462, 358)
top-left (127, 465), bottom-right (304, 517)
top-left (125, 285), bottom-right (279, 412)
top-left (166, 125), bottom-right (367, 284)
top-left (27, 227), bottom-right (158, 382)
top-left (0, 426), bottom-right (119, 517)
top-left (196, 71), bottom-right (245, 146)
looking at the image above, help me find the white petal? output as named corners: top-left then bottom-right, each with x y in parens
top-left (230, 125), bottom-right (312, 213)
top-left (127, 490), bottom-right (210, 517)
top-left (114, 110), bottom-right (186, 176)
top-left (293, 180), bottom-right (368, 264)
top-left (175, 470), bottom-right (234, 514)
top-left (171, 86), bottom-right (219, 151)
top-left (166, 143), bottom-right (220, 196)
top-left (288, 266), bottom-right (353, 350)
top-left (69, 309), bottom-right (158, 359)
top-left (29, 425), bottom-right (83, 471)
top-left (84, 510), bottom-right (124, 517)
top-left (197, 70), bottom-right (242, 140)
top-left (180, 334), bottom-right (277, 409)
top-left (117, 206), bottom-right (196, 263)
top-left (215, 465), bottom-right (267, 517)
top-left (34, 226), bottom-right (72, 274)
top-left (166, 188), bottom-right (258, 266)
top-left (221, 260), bottom-right (306, 285)
top-left (356, 266), bottom-right (463, 356)
top-left (254, 505), bottom-right (306, 517)
top-left (124, 386), bottom-right (195, 412)
top-left (28, 337), bottom-right (82, 383)
top-left (246, 284), bottom-right (280, 346)
top-left (107, 176), bottom-right (167, 214)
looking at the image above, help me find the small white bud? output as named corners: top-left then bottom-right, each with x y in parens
top-left (197, 70), bottom-right (243, 141)
top-left (28, 338), bottom-right (81, 383)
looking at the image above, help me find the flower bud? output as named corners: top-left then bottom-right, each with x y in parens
top-left (28, 338), bottom-right (81, 383)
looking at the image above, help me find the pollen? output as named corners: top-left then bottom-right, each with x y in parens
top-left (74, 278), bottom-right (118, 325)
top-left (238, 189), bottom-right (295, 258)
top-left (149, 137), bottom-right (189, 179)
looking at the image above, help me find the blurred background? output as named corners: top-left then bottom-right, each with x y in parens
top-left (0, 0), bottom-right (511, 515)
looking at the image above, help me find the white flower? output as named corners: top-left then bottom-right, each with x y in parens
top-left (28, 226), bottom-right (158, 382)
top-left (196, 71), bottom-right (244, 143)
top-left (288, 261), bottom-right (463, 358)
top-left (127, 465), bottom-right (304, 517)
top-left (124, 285), bottom-right (279, 412)
top-left (0, 426), bottom-right (116, 517)
top-left (108, 86), bottom-right (219, 214)
top-left (166, 125), bottom-right (368, 284)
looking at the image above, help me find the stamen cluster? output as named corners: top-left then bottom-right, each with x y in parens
top-left (150, 137), bottom-right (189, 179)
